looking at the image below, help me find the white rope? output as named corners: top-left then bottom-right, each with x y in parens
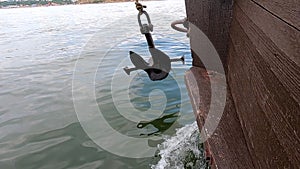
top-left (171, 17), bottom-right (190, 37)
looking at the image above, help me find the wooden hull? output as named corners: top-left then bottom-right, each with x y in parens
top-left (184, 0), bottom-right (300, 168)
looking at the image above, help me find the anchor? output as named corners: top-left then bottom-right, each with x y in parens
top-left (123, 1), bottom-right (184, 81)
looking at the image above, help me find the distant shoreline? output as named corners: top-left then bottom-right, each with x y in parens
top-left (0, 0), bottom-right (148, 9)
top-left (78, 0), bottom-right (135, 5)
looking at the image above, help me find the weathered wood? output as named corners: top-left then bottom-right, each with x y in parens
top-left (228, 2), bottom-right (300, 167)
top-left (228, 38), bottom-right (294, 169)
top-left (252, 0), bottom-right (300, 30)
top-left (236, 0), bottom-right (300, 66)
top-left (234, 0), bottom-right (300, 135)
top-left (185, 0), bottom-right (233, 72)
top-left (185, 67), bottom-right (255, 169)
top-left (185, 0), bottom-right (300, 168)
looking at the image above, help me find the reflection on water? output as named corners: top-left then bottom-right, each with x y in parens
top-left (0, 0), bottom-right (205, 168)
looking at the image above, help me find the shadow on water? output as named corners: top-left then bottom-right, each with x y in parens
top-left (97, 72), bottom-right (183, 138)
top-left (137, 112), bottom-right (180, 136)
top-left (95, 36), bottom-right (191, 140)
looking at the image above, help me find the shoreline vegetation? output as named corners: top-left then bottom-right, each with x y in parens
top-left (0, 0), bottom-right (137, 9)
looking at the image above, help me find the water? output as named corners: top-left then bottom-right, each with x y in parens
top-left (152, 122), bottom-right (206, 169)
top-left (0, 0), bottom-right (207, 168)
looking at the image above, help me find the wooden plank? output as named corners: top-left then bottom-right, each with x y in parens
top-left (185, 0), bottom-right (300, 168)
top-left (234, 1), bottom-right (300, 136)
top-left (185, 0), bottom-right (233, 72)
top-left (253, 0), bottom-right (300, 30)
top-left (236, 0), bottom-right (300, 67)
top-left (185, 67), bottom-right (255, 169)
top-left (228, 38), bottom-right (293, 169)
top-left (228, 4), bottom-right (300, 166)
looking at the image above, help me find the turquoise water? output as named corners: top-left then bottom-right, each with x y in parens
top-left (0, 0), bottom-right (207, 168)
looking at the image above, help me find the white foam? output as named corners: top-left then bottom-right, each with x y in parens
top-left (152, 122), bottom-right (207, 169)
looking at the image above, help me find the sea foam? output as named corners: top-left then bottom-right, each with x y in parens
top-left (152, 122), bottom-right (208, 169)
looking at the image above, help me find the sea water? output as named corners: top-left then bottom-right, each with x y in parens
top-left (0, 0), bottom-right (207, 168)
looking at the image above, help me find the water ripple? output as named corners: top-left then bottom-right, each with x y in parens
top-left (0, 0), bottom-right (199, 168)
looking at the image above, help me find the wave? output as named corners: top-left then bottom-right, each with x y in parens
top-left (152, 122), bottom-right (208, 169)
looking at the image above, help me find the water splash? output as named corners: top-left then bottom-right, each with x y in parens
top-left (152, 122), bottom-right (208, 169)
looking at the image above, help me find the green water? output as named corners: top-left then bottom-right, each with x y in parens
top-left (0, 1), bottom-right (206, 168)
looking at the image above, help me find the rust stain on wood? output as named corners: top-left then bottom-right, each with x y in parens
top-left (185, 67), bottom-right (255, 169)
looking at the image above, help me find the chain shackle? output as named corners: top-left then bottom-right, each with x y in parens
top-left (138, 11), bottom-right (153, 34)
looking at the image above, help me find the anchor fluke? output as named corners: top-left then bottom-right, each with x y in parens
top-left (123, 67), bottom-right (132, 75)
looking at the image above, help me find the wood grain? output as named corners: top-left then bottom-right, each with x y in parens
top-left (236, 0), bottom-right (300, 66)
top-left (235, 0), bottom-right (300, 134)
top-left (185, 0), bottom-right (300, 168)
top-left (253, 0), bottom-right (300, 30)
top-left (185, 0), bottom-right (233, 72)
top-left (228, 3), bottom-right (300, 167)
top-left (185, 67), bottom-right (255, 169)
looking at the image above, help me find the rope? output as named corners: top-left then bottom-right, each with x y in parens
top-left (135, 0), bottom-right (146, 14)
top-left (171, 17), bottom-right (190, 37)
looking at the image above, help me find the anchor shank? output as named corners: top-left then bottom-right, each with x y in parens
top-left (144, 33), bottom-right (155, 48)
